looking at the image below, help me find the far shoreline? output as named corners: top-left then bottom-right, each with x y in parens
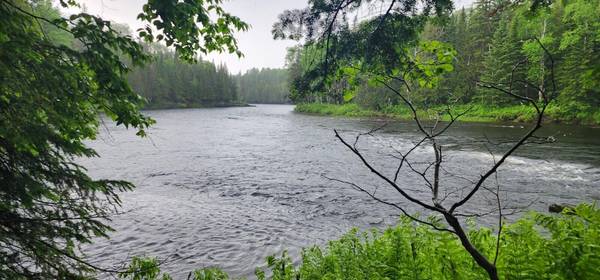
top-left (293, 103), bottom-right (600, 127)
top-left (141, 102), bottom-right (254, 111)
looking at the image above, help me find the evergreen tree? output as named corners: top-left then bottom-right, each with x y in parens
top-left (480, 11), bottom-right (528, 105)
top-left (556, 0), bottom-right (600, 112)
top-left (0, 0), bottom-right (246, 278)
top-left (237, 68), bottom-right (290, 104)
top-left (128, 48), bottom-right (241, 108)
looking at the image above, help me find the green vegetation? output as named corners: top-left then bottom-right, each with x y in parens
top-left (281, 0), bottom-right (600, 125)
top-left (128, 46), bottom-right (293, 109)
top-left (121, 203), bottom-right (600, 280)
top-left (0, 0), bottom-right (246, 278)
top-left (236, 68), bottom-right (290, 104)
top-left (295, 103), bottom-right (600, 124)
top-left (129, 45), bottom-right (242, 109)
top-left (128, 49), bottom-right (291, 108)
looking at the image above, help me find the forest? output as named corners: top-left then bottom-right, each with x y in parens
top-left (289, 0), bottom-right (600, 124)
top-left (236, 68), bottom-right (290, 104)
top-left (128, 47), bottom-right (291, 108)
top-left (128, 45), bottom-right (241, 109)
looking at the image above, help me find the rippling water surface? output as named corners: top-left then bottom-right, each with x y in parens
top-left (82, 104), bottom-right (600, 278)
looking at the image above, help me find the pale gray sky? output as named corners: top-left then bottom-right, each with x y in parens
top-left (68, 0), bottom-right (474, 74)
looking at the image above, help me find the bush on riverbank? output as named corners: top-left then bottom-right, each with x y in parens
top-left (295, 103), bottom-right (600, 125)
top-left (120, 203), bottom-right (600, 280)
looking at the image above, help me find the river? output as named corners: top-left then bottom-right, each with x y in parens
top-left (82, 104), bottom-right (600, 278)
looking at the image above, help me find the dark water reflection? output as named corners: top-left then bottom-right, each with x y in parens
top-left (82, 104), bottom-right (600, 278)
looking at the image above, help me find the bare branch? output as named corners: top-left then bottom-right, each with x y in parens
top-left (322, 175), bottom-right (455, 233)
top-left (334, 129), bottom-right (441, 212)
top-left (377, 78), bottom-right (432, 137)
top-left (392, 136), bottom-right (427, 182)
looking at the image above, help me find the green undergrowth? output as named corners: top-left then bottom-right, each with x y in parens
top-left (294, 103), bottom-right (600, 125)
top-left (120, 203), bottom-right (600, 280)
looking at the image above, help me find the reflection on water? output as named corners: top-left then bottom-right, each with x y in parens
top-left (82, 104), bottom-right (600, 278)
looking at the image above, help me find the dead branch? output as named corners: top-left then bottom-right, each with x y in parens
top-left (322, 175), bottom-right (454, 233)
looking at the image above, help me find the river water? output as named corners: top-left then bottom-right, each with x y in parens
top-left (82, 104), bottom-right (600, 278)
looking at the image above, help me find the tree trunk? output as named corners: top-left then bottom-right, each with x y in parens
top-left (538, 18), bottom-right (547, 102)
top-left (444, 214), bottom-right (499, 280)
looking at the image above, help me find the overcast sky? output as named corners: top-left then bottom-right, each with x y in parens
top-left (70, 0), bottom-right (474, 74)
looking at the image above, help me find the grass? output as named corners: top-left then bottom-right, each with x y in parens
top-left (295, 103), bottom-right (600, 125)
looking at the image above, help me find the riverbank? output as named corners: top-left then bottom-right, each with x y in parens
top-left (295, 103), bottom-right (600, 125)
top-left (142, 102), bottom-right (252, 110)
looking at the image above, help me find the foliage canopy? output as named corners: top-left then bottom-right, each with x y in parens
top-left (0, 0), bottom-right (246, 278)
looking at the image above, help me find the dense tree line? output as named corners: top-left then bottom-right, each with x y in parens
top-left (73, 21), bottom-right (245, 110)
top-left (236, 68), bottom-right (290, 104)
top-left (425, 0), bottom-right (599, 112)
top-left (128, 46), bottom-right (240, 108)
top-left (285, 0), bottom-right (599, 122)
